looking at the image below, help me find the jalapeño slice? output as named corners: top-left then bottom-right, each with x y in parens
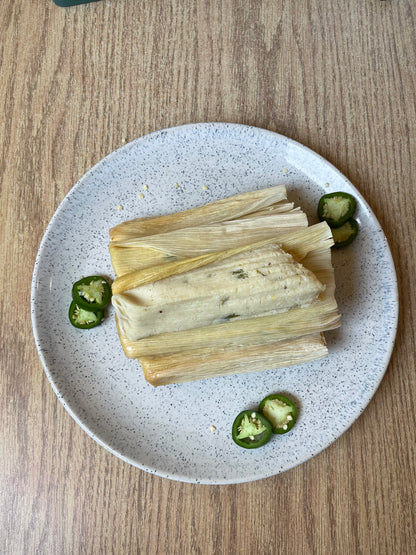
top-left (331, 218), bottom-right (359, 248)
top-left (258, 394), bottom-right (297, 434)
top-left (232, 410), bottom-right (272, 449)
top-left (318, 192), bottom-right (357, 228)
top-left (69, 301), bottom-right (104, 329)
top-left (72, 276), bottom-right (111, 310)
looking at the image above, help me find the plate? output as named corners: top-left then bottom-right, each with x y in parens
top-left (31, 123), bottom-right (398, 484)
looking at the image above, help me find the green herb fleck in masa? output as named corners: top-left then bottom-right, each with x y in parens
top-left (232, 268), bottom-right (248, 279)
top-left (224, 313), bottom-right (240, 321)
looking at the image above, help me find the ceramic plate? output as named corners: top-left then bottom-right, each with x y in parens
top-left (31, 123), bottom-right (398, 484)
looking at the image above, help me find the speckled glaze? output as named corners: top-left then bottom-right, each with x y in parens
top-left (31, 123), bottom-right (398, 484)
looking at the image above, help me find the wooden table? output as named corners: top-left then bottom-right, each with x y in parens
top-left (1, 0), bottom-right (415, 553)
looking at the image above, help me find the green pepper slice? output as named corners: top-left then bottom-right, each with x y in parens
top-left (258, 394), bottom-right (297, 434)
top-left (331, 217), bottom-right (359, 248)
top-left (318, 192), bottom-right (357, 228)
top-left (69, 300), bottom-right (104, 329)
top-left (72, 276), bottom-right (111, 310)
top-left (232, 410), bottom-right (272, 449)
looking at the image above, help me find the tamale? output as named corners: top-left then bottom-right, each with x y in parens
top-left (112, 241), bottom-right (326, 341)
top-left (111, 221), bottom-right (333, 295)
top-left (115, 296), bottom-right (339, 357)
top-left (111, 237), bottom-right (276, 295)
top-left (109, 186), bottom-right (340, 386)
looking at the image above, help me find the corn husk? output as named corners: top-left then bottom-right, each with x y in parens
top-left (301, 247), bottom-right (335, 298)
top-left (109, 211), bottom-right (308, 276)
top-left (139, 334), bottom-right (328, 386)
top-left (109, 185), bottom-right (289, 241)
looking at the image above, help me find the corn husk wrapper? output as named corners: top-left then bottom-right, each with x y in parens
top-left (109, 185), bottom-right (289, 241)
top-left (139, 334), bottom-right (328, 386)
top-left (109, 210), bottom-right (308, 276)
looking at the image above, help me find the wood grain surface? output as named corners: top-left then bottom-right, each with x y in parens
top-left (1, 0), bottom-right (415, 553)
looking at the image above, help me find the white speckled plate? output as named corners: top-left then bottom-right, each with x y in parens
top-left (31, 123), bottom-right (398, 484)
